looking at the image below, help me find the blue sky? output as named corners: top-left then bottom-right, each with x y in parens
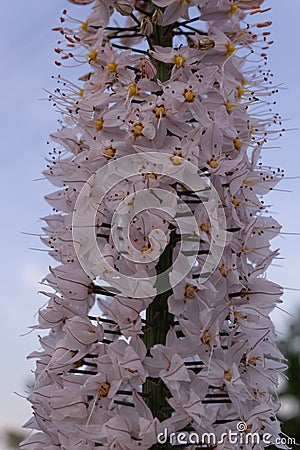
top-left (0, 0), bottom-right (299, 435)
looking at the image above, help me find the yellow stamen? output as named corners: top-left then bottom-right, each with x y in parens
top-left (103, 146), bottom-right (116, 159)
top-left (128, 84), bottom-right (138, 98)
top-left (208, 158), bottom-right (218, 169)
top-left (245, 424), bottom-right (253, 434)
top-left (248, 356), bottom-right (261, 366)
top-left (233, 137), bottom-right (242, 150)
top-left (228, 3), bottom-right (240, 15)
top-left (78, 88), bottom-right (84, 97)
top-left (91, 117), bottom-right (104, 132)
top-left (80, 21), bottom-right (89, 32)
top-left (237, 85), bottom-right (245, 98)
top-left (224, 370), bottom-right (232, 382)
top-left (226, 42), bottom-right (237, 56)
top-left (153, 105), bottom-right (167, 118)
top-left (174, 54), bottom-right (186, 68)
top-left (141, 244), bottom-right (152, 254)
top-left (131, 123), bottom-right (144, 138)
top-left (232, 196), bottom-right (241, 207)
top-left (184, 284), bottom-right (197, 298)
top-left (98, 382), bottom-right (110, 397)
top-left (234, 310), bottom-right (247, 319)
top-left (170, 154), bottom-right (183, 165)
top-left (86, 49), bottom-right (98, 62)
top-left (200, 223), bottom-right (211, 234)
top-left (224, 100), bottom-right (234, 113)
top-left (106, 62), bottom-right (118, 73)
top-left (219, 263), bottom-right (231, 277)
top-left (147, 172), bottom-right (158, 179)
top-left (183, 88), bottom-right (195, 103)
top-left (201, 329), bottom-right (212, 345)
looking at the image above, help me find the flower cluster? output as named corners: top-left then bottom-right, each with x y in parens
top-left (22, 1), bottom-right (288, 449)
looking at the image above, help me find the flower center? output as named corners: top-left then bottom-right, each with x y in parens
top-left (147, 172), bottom-right (158, 179)
top-left (86, 48), bottom-right (98, 62)
top-left (80, 21), bottom-right (89, 32)
top-left (92, 117), bottom-right (104, 131)
top-left (233, 137), bottom-right (242, 150)
top-left (103, 146), bottom-right (116, 159)
top-left (128, 84), bottom-right (138, 97)
top-left (170, 152), bottom-right (183, 165)
top-left (141, 243), bottom-right (153, 254)
top-left (248, 356), bottom-right (261, 366)
top-left (98, 382), bottom-right (110, 397)
top-left (219, 263), bottom-right (231, 277)
top-left (200, 223), bottom-right (211, 234)
top-left (228, 3), bottom-right (240, 15)
top-left (224, 370), bottom-right (232, 382)
top-left (201, 329), bottom-right (212, 345)
top-left (174, 54), bottom-right (186, 68)
top-left (208, 158), bottom-right (218, 169)
top-left (224, 100), bottom-right (234, 113)
top-left (237, 85), bottom-right (245, 99)
top-left (234, 310), bottom-right (247, 319)
top-left (131, 122), bottom-right (144, 138)
top-left (107, 61), bottom-right (118, 73)
top-left (226, 42), bottom-right (237, 56)
top-left (231, 196), bottom-right (241, 207)
top-left (184, 284), bottom-right (197, 298)
top-left (183, 88), bottom-right (195, 103)
top-left (153, 104), bottom-right (167, 118)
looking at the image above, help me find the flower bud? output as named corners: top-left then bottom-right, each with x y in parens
top-left (152, 8), bottom-right (163, 25)
top-left (140, 17), bottom-right (153, 37)
top-left (139, 57), bottom-right (157, 79)
top-left (114, 0), bottom-right (133, 16)
top-left (196, 37), bottom-right (215, 50)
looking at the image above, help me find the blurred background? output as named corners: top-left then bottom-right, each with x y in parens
top-left (0, 0), bottom-right (299, 448)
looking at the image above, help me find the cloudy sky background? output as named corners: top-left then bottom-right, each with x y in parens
top-left (0, 0), bottom-right (299, 438)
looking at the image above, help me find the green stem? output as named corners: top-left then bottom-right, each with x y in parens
top-left (143, 230), bottom-right (177, 449)
top-left (141, 12), bottom-right (176, 449)
top-left (152, 22), bottom-right (173, 82)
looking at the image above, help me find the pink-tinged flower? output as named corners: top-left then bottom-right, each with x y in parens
top-left (81, 0), bottom-right (115, 27)
top-left (149, 45), bottom-right (200, 79)
top-left (170, 388), bottom-right (217, 430)
top-left (20, 432), bottom-right (60, 449)
top-left (152, 0), bottom-right (195, 25)
top-left (145, 344), bottom-right (191, 395)
top-left (98, 295), bottom-right (152, 337)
